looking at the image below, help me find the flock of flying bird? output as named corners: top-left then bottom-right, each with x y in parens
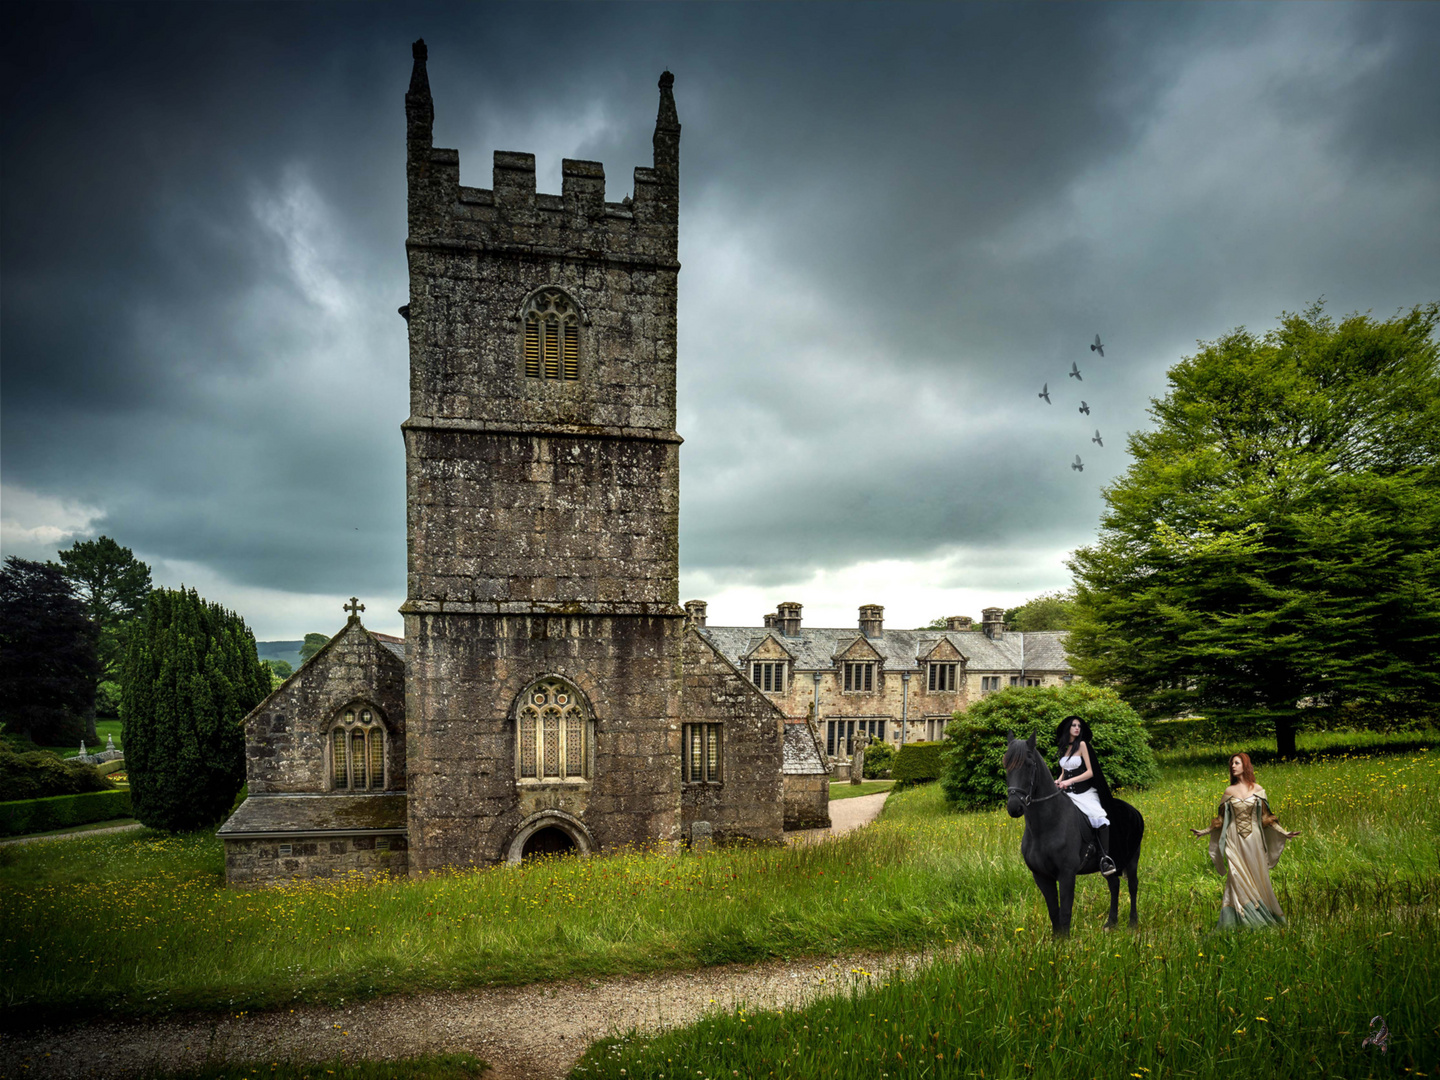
top-left (1038, 334), bottom-right (1105, 472)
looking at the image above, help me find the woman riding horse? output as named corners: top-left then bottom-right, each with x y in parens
top-left (1055, 715), bottom-right (1117, 876)
top-left (1004, 728), bottom-right (1145, 936)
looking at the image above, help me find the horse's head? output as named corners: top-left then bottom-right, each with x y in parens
top-left (1003, 731), bottom-right (1039, 818)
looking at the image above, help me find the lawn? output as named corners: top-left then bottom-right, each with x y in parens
top-left (828, 779), bottom-right (895, 800)
top-left (2, 731), bottom-right (1436, 1067)
top-left (39, 718), bottom-right (123, 758)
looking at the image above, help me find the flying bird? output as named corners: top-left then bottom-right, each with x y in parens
top-left (1038, 382), bottom-right (1051, 403)
top-left (1079, 401), bottom-right (1090, 415)
top-left (1071, 455), bottom-right (1084, 472)
top-left (1069, 361), bottom-right (1082, 380)
top-left (1091, 334), bottom-right (1105, 357)
top-left (1092, 430), bottom-right (1103, 447)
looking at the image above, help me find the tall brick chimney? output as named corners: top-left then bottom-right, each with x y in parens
top-left (981, 606), bottom-right (1005, 640)
top-left (946, 615), bottom-right (973, 631)
top-left (684, 599), bottom-right (707, 628)
top-left (777, 601), bottom-right (802, 637)
top-left (859, 604), bottom-right (884, 638)
top-left (763, 612), bottom-right (778, 629)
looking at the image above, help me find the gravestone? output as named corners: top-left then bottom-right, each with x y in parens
top-left (850, 732), bottom-right (870, 785)
top-left (690, 820), bottom-right (714, 853)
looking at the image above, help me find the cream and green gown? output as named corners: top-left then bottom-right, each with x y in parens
top-left (1206, 789), bottom-right (1292, 929)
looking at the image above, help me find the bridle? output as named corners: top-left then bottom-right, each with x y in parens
top-left (1006, 744), bottom-right (1062, 807)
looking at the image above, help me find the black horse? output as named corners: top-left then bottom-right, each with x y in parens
top-left (1003, 732), bottom-right (1144, 936)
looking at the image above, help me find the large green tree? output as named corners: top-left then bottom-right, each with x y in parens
top-left (0, 558), bottom-right (100, 746)
top-left (1067, 302), bottom-right (1440, 757)
top-left (120, 588), bottom-right (271, 830)
top-left (1004, 590), bottom-right (1076, 632)
top-left (53, 536), bottom-right (152, 740)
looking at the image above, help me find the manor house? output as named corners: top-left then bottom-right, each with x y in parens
top-left (218, 43), bottom-right (829, 886)
top-left (690, 602), bottom-right (1073, 775)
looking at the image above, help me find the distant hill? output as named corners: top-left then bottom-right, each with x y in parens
top-left (256, 640), bottom-right (304, 669)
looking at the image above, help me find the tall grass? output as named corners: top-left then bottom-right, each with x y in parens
top-left (3, 741), bottom-right (1435, 1036)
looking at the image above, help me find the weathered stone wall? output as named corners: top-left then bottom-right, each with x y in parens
top-left (403, 612), bottom-right (683, 873)
top-left (224, 834), bottom-right (408, 887)
top-left (783, 773), bottom-right (831, 830)
top-left (404, 430), bottom-right (679, 605)
top-left (241, 622), bottom-right (406, 795)
top-left (679, 630), bottom-right (784, 844)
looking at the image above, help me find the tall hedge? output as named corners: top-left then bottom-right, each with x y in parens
top-left (120, 588), bottom-right (270, 831)
top-left (940, 684), bottom-right (1159, 810)
top-left (891, 741), bottom-right (945, 788)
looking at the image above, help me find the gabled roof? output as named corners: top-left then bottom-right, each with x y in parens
top-left (782, 724), bottom-right (828, 775)
top-left (242, 621), bottom-right (405, 722)
top-left (742, 632), bottom-right (796, 661)
top-left (697, 625), bottom-right (1071, 674)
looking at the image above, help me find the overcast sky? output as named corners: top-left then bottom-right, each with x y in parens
top-left (3, 2), bottom-right (1437, 639)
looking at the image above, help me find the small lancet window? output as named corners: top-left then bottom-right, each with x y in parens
top-left (522, 289), bottom-right (581, 381)
top-left (330, 706), bottom-right (387, 792)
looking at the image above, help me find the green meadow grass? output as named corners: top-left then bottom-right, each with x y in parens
top-left (2, 735), bottom-right (1435, 1049)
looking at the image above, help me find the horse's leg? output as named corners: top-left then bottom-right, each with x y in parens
top-left (1104, 869), bottom-right (1120, 929)
top-left (1032, 870), bottom-right (1062, 936)
top-left (1057, 872), bottom-right (1076, 937)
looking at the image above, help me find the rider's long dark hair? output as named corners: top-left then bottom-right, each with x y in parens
top-left (1055, 715), bottom-right (1114, 808)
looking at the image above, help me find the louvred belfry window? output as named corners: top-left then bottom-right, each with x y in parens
top-left (522, 289), bottom-right (582, 381)
top-left (517, 679), bottom-right (590, 782)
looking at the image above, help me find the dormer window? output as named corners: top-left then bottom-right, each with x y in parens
top-left (522, 288), bottom-right (581, 380)
top-left (330, 706), bottom-right (387, 791)
top-left (928, 663), bottom-right (957, 692)
top-left (842, 662), bottom-right (875, 692)
top-left (751, 661), bottom-right (787, 693)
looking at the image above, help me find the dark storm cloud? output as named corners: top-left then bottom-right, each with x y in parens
top-left (3, 2), bottom-right (1438, 632)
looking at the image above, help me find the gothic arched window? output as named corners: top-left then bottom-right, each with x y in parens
top-left (521, 289), bottom-right (581, 381)
top-left (330, 705), bottom-right (388, 791)
top-left (517, 679), bottom-right (590, 782)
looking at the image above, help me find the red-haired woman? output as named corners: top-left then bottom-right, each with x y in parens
top-left (1191, 752), bottom-right (1300, 928)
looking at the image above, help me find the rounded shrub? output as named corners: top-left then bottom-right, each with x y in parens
top-left (940, 683), bottom-right (1159, 810)
top-left (862, 740), bottom-right (895, 778)
top-left (891, 741), bottom-right (945, 788)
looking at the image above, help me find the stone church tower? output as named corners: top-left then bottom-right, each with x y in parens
top-left (218, 44), bottom-right (796, 886)
top-left (400, 41), bottom-right (685, 870)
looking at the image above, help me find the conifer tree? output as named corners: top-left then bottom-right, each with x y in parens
top-left (120, 588), bottom-right (270, 830)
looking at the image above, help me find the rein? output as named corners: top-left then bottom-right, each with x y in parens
top-left (1007, 747), bottom-right (1063, 808)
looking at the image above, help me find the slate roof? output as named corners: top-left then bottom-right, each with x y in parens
top-left (217, 793), bottom-right (409, 837)
top-left (371, 632), bottom-right (405, 662)
top-left (697, 626), bottom-right (1072, 674)
top-left (783, 724), bottom-right (828, 775)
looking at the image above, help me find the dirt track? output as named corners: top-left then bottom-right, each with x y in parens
top-left (3, 794), bottom-right (895, 1080)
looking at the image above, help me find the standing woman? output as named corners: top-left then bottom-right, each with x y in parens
top-left (1190, 752), bottom-right (1300, 928)
top-left (1054, 716), bottom-right (1117, 876)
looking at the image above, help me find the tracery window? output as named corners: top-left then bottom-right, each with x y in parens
top-left (517, 679), bottom-right (590, 782)
top-left (522, 289), bottom-right (581, 381)
top-left (330, 706), bottom-right (387, 791)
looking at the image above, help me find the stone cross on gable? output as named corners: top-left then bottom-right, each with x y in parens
top-left (344, 597), bottom-right (365, 621)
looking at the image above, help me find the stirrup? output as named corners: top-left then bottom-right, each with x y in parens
top-left (1100, 855), bottom-right (1117, 876)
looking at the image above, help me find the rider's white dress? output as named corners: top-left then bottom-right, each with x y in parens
top-left (1058, 753), bottom-right (1109, 828)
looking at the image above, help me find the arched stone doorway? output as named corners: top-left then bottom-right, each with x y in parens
top-left (522, 826), bottom-right (576, 860)
top-left (505, 809), bottom-right (595, 865)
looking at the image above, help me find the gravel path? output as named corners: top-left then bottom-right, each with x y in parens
top-left (4, 947), bottom-right (948, 1080)
top-left (0, 822), bottom-right (143, 847)
top-left (3, 794), bottom-right (898, 1079)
